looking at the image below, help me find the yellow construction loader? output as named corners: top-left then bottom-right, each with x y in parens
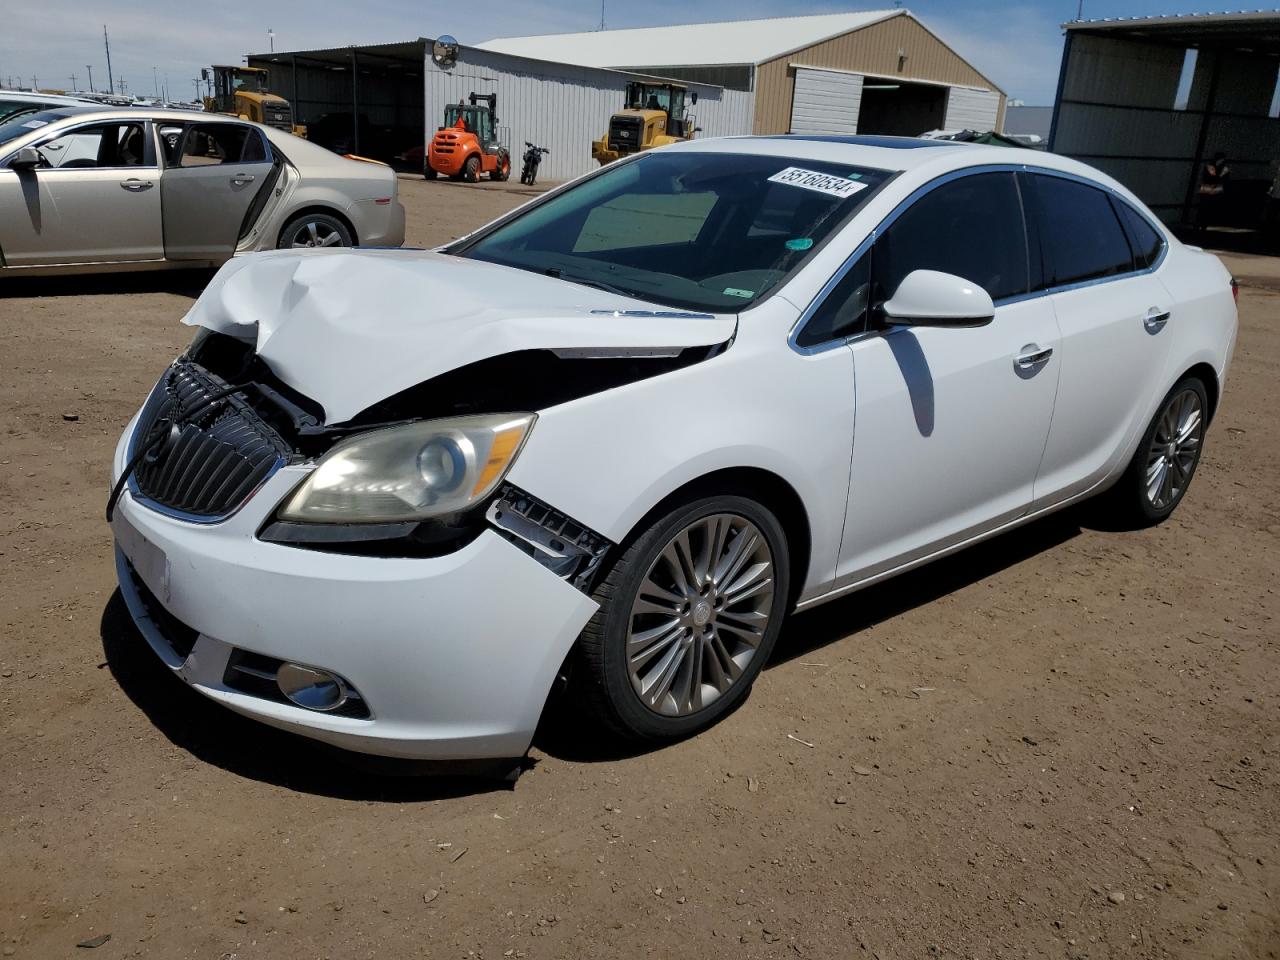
top-left (592, 81), bottom-right (699, 165)
top-left (202, 65), bottom-right (306, 138)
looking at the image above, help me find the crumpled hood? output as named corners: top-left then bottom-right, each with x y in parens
top-left (182, 248), bottom-right (737, 424)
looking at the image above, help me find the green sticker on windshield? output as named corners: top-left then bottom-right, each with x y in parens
top-left (723, 287), bottom-right (755, 299)
top-left (785, 238), bottom-right (814, 251)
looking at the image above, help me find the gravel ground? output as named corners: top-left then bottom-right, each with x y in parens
top-left (0, 177), bottom-right (1276, 959)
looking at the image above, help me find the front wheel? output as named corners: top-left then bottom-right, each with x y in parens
top-left (575, 496), bottom-right (790, 743)
top-left (1103, 376), bottom-right (1208, 526)
top-left (490, 151), bottom-right (511, 182)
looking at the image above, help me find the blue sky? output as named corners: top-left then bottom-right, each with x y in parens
top-left (0, 1), bottom-right (1239, 104)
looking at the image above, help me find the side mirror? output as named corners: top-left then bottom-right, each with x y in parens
top-left (694, 127), bottom-right (703, 134)
top-left (882, 269), bottom-right (994, 327)
top-left (8, 146), bottom-right (42, 170)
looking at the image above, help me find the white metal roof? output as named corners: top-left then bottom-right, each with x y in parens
top-left (476, 9), bottom-right (905, 68)
top-left (1064, 8), bottom-right (1280, 30)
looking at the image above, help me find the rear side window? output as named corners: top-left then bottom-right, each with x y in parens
top-left (1113, 199), bottom-right (1165, 269)
top-left (1032, 175), bottom-right (1134, 286)
top-left (872, 172), bottom-right (1029, 304)
top-left (179, 124), bottom-right (267, 166)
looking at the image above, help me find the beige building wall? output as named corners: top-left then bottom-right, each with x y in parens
top-left (752, 14), bottom-right (1006, 134)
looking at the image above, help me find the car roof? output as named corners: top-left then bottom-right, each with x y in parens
top-left (0, 91), bottom-right (97, 105)
top-left (665, 133), bottom-right (1124, 188)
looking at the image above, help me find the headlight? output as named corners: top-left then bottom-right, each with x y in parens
top-left (278, 413), bottom-right (535, 523)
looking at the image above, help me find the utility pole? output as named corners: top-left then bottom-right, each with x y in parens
top-left (600, 0), bottom-right (605, 30)
top-left (268, 28), bottom-right (275, 52)
top-left (153, 66), bottom-right (158, 97)
top-left (86, 64), bottom-right (94, 92)
top-left (104, 25), bottom-right (114, 94)
top-left (193, 77), bottom-right (201, 101)
top-left (1076, 0), bottom-right (1085, 20)
top-left (70, 73), bottom-right (78, 91)
top-left (31, 74), bottom-right (37, 90)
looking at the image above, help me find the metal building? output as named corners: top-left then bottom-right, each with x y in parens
top-left (477, 9), bottom-right (1007, 137)
top-left (250, 39), bottom-right (753, 181)
top-left (1049, 11), bottom-right (1280, 227)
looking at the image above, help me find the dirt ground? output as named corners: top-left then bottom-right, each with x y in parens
top-left (1, 176), bottom-right (1276, 960)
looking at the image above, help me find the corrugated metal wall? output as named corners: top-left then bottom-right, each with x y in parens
top-left (753, 14), bottom-right (1005, 134)
top-left (790, 67), bottom-right (863, 134)
top-left (425, 48), bottom-right (755, 182)
top-left (1051, 32), bottom-right (1280, 224)
top-left (944, 88), bottom-right (1003, 130)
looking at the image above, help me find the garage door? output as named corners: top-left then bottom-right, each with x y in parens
top-left (791, 67), bottom-right (863, 135)
top-left (944, 87), bottom-right (1002, 131)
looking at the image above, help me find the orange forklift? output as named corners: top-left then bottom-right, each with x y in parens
top-left (426, 93), bottom-right (511, 182)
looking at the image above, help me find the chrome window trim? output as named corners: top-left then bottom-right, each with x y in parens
top-left (1, 118), bottom-right (158, 171)
top-left (788, 162), bottom-right (1170, 355)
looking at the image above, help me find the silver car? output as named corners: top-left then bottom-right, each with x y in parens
top-left (0, 106), bottom-right (405, 276)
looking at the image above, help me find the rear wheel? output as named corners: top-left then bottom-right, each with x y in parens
top-left (490, 151), bottom-right (511, 182)
top-left (575, 495), bottom-right (790, 743)
top-left (462, 154), bottom-right (480, 183)
top-left (424, 164), bottom-right (437, 180)
top-left (1103, 376), bottom-right (1208, 526)
top-left (277, 212), bottom-right (352, 249)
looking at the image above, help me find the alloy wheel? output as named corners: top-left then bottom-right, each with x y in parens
top-left (288, 220), bottom-right (345, 248)
top-left (1145, 387), bottom-right (1203, 510)
top-left (626, 513), bottom-right (775, 717)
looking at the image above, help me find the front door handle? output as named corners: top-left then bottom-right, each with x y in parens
top-left (120, 178), bottom-right (153, 191)
top-left (230, 173), bottom-right (256, 186)
top-left (1015, 345), bottom-right (1053, 370)
top-left (1144, 308), bottom-right (1171, 333)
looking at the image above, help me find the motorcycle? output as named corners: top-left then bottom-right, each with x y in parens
top-left (520, 142), bottom-right (549, 185)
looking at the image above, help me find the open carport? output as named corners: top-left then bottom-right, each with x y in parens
top-left (1049, 11), bottom-right (1280, 230)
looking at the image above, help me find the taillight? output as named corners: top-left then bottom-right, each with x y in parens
top-left (1230, 277), bottom-right (1239, 305)
top-left (374, 198), bottom-right (391, 205)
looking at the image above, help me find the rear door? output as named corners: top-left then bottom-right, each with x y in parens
top-left (1023, 172), bottom-right (1174, 506)
top-left (0, 119), bottom-right (162, 266)
top-left (160, 121), bottom-right (274, 260)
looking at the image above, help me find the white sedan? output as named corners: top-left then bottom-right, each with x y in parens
top-left (108, 136), bottom-right (1237, 768)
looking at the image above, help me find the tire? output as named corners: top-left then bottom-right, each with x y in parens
top-left (575, 495), bottom-right (791, 743)
top-left (1103, 376), bottom-right (1209, 526)
top-left (424, 165), bottom-right (438, 180)
top-left (462, 154), bottom-right (480, 183)
top-left (277, 212), bottom-right (353, 250)
top-left (490, 151), bottom-right (511, 182)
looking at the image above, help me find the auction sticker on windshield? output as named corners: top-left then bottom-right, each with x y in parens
top-left (767, 167), bottom-right (868, 199)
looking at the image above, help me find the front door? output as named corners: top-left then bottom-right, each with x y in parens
top-left (835, 171), bottom-right (1062, 586)
top-left (0, 119), bottom-right (162, 266)
top-left (160, 121), bottom-right (274, 260)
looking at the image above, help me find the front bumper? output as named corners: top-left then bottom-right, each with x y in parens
top-left (109, 423), bottom-right (597, 760)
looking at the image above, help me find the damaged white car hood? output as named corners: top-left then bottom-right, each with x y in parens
top-left (183, 248), bottom-right (737, 424)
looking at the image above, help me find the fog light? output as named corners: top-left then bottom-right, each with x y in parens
top-left (277, 662), bottom-right (348, 712)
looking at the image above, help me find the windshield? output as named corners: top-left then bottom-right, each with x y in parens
top-left (0, 110), bottom-right (70, 149)
top-left (457, 151), bottom-right (891, 313)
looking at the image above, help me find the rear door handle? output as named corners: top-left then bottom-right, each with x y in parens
top-left (1144, 307), bottom-right (1171, 332)
top-left (120, 178), bottom-right (153, 191)
top-left (231, 173), bottom-right (256, 185)
top-left (1015, 345), bottom-right (1053, 369)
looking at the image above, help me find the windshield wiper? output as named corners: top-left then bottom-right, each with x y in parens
top-left (543, 268), bottom-right (634, 299)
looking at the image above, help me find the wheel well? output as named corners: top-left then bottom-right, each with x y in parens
top-left (278, 206), bottom-right (358, 247)
top-left (623, 467), bottom-right (812, 609)
top-left (1181, 362), bottom-right (1220, 422)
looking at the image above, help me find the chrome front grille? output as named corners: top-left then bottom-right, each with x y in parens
top-left (130, 360), bottom-right (291, 521)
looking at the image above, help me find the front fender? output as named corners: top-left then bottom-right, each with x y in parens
top-left (505, 299), bottom-right (854, 598)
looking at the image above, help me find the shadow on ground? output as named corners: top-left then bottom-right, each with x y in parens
top-left (0, 268), bottom-right (216, 299)
top-left (100, 591), bottom-right (518, 800)
top-left (536, 508), bottom-right (1084, 763)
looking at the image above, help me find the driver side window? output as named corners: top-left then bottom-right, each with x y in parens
top-left (36, 122), bottom-right (148, 169)
top-left (872, 172), bottom-right (1029, 306)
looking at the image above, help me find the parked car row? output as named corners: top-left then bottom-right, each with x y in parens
top-left (0, 105), bottom-right (404, 274)
top-left (103, 135), bottom-right (1236, 768)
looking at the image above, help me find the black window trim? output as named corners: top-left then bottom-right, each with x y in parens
top-left (790, 163), bottom-right (1171, 355)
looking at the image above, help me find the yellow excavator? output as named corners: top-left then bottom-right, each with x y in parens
top-left (202, 65), bottom-right (306, 138)
top-left (592, 81), bottom-right (700, 165)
